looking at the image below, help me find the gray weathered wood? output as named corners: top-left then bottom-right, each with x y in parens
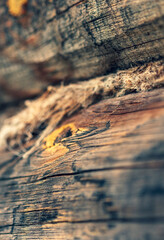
top-left (0, 0), bottom-right (164, 103)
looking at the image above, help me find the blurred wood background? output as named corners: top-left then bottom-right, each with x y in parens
top-left (0, 0), bottom-right (164, 103)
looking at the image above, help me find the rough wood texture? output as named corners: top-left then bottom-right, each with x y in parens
top-left (0, 0), bottom-right (164, 103)
top-left (0, 0), bottom-right (164, 238)
top-left (0, 88), bottom-right (164, 239)
top-left (0, 60), bottom-right (163, 151)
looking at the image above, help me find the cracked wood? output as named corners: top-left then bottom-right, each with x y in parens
top-left (0, 89), bottom-right (164, 239)
top-left (0, 0), bottom-right (164, 103)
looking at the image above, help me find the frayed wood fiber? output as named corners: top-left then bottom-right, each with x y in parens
top-left (0, 60), bottom-right (163, 153)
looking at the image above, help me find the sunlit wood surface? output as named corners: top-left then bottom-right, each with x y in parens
top-left (0, 88), bottom-right (164, 239)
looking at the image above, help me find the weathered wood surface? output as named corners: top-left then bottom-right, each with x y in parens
top-left (0, 0), bottom-right (164, 103)
top-left (0, 60), bottom-right (163, 151)
top-left (0, 88), bottom-right (164, 239)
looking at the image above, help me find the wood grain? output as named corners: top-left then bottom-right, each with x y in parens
top-left (0, 0), bottom-right (164, 103)
top-left (0, 88), bottom-right (164, 239)
top-left (0, 60), bottom-right (163, 151)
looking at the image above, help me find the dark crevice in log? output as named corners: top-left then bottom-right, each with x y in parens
top-left (1, 217), bottom-right (164, 231)
top-left (31, 163), bottom-right (164, 184)
top-left (0, 161), bottom-right (164, 184)
top-left (55, 0), bottom-right (87, 16)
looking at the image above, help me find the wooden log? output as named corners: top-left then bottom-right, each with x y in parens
top-left (0, 88), bottom-right (164, 239)
top-left (0, 0), bottom-right (164, 103)
top-left (0, 0), bottom-right (164, 238)
top-left (0, 60), bottom-right (163, 151)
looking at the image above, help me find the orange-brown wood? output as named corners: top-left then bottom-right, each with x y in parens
top-left (0, 88), bottom-right (164, 239)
